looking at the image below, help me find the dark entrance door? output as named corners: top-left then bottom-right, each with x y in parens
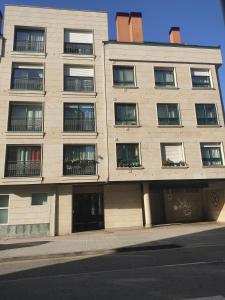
top-left (73, 193), bottom-right (104, 232)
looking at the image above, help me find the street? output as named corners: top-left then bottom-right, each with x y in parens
top-left (1, 225), bottom-right (225, 299)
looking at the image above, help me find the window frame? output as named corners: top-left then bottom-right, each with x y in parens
top-left (200, 143), bottom-right (224, 167)
top-left (116, 143), bottom-right (141, 168)
top-left (195, 103), bottom-right (219, 126)
top-left (191, 68), bottom-right (213, 89)
top-left (160, 142), bottom-right (186, 167)
top-left (114, 103), bottom-right (138, 126)
top-left (154, 67), bottom-right (177, 88)
top-left (31, 193), bottom-right (48, 206)
top-left (112, 65), bottom-right (136, 88)
top-left (0, 195), bottom-right (10, 225)
top-left (157, 103), bottom-right (181, 126)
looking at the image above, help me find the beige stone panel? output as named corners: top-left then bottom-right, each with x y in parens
top-left (57, 185), bottom-right (72, 235)
top-left (104, 184), bottom-right (143, 228)
top-left (203, 188), bottom-right (225, 222)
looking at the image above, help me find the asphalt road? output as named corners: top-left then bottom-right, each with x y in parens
top-left (0, 241), bottom-right (225, 300)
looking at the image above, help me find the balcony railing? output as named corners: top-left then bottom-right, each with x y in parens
top-left (14, 40), bottom-right (45, 52)
top-left (12, 78), bottom-right (43, 90)
top-left (192, 76), bottom-right (211, 88)
top-left (117, 159), bottom-right (140, 168)
top-left (64, 42), bottom-right (93, 55)
top-left (5, 160), bottom-right (41, 177)
top-left (63, 160), bottom-right (96, 176)
top-left (9, 118), bottom-right (42, 132)
top-left (64, 76), bottom-right (94, 92)
top-left (158, 117), bottom-right (180, 125)
top-left (197, 117), bottom-right (218, 125)
top-left (155, 81), bottom-right (175, 87)
top-left (64, 118), bottom-right (95, 132)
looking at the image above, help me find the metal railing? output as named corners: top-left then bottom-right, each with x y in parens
top-left (155, 81), bottom-right (175, 87)
top-left (9, 118), bottom-right (42, 132)
top-left (14, 40), bottom-right (45, 52)
top-left (64, 77), bottom-right (94, 92)
top-left (64, 118), bottom-right (95, 132)
top-left (5, 160), bottom-right (41, 177)
top-left (12, 78), bottom-right (43, 90)
top-left (197, 117), bottom-right (218, 125)
top-left (63, 160), bottom-right (96, 176)
top-left (64, 42), bottom-right (93, 55)
top-left (117, 159), bottom-right (140, 168)
top-left (158, 117), bottom-right (180, 125)
top-left (192, 76), bottom-right (211, 88)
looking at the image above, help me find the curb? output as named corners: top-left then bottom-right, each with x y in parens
top-left (0, 249), bottom-right (116, 263)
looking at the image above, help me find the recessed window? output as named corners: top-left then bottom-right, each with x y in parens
top-left (64, 30), bottom-right (93, 55)
top-left (115, 103), bottom-right (137, 126)
top-left (0, 195), bottom-right (9, 224)
top-left (154, 68), bottom-right (175, 87)
top-left (64, 65), bottom-right (94, 92)
top-left (191, 69), bottom-right (212, 88)
top-left (195, 104), bottom-right (218, 125)
top-left (200, 143), bottom-right (223, 166)
top-left (161, 143), bottom-right (186, 167)
top-left (11, 64), bottom-right (44, 91)
top-left (116, 143), bottom-right (140, 168)
top-left (113, 66), bottom-right (135, 87)
top-left (157, 104), bottom-right (180, 125)
top-left (64, 103), bottom-right (95, 132)
top-left (32, 193), bottom-right (48, 205)
top-left (14, 28), bottom-right (45, 52)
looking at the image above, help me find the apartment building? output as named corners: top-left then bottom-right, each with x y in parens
top-left (0, 5), bottom-right (225, 238)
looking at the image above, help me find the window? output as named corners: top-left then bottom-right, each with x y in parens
top-left (113, 66), bottom-right (135, 87)
top-left (0, 195), bottom-right (9, 224)
top-left (9, 103), bottom-right (43, 132)
top-left (32, 193), bottom-right (48, 205)
top-left (161, 143), bottom-right (186, 167)
top-left (11, 64), bottom-right (43, 90)
top-left (116, 144), bottom-right (140, 168)
top-left (195, 104), bottom-right (218, 125)
top-left (64, 30), bottom-right (93, 55)
top-left (115, 104), bottom-right (137, 126)
top-left (14, 28), bottom-right (45, 52)
top-left (5, 145), bottom-right (41, 177)
top-left (200, 143), bottom-right (223, 166)
top-left (154, 68), bottom-right (175, 87)
top-left (64, 103), bottom-right (95, 132)
top-left (191, 69), bottom-right (212, 88)
top-left (157, 104), bottom-right (180, 125)
top-left (64, 65), bottom-right (94, 92)
top-left (63, 145), bottom-right (96, 176)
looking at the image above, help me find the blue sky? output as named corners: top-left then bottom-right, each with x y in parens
top-left (0, 0), bottom-right (224, 99)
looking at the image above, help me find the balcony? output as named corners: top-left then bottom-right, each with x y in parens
top-left (64, 43), bottom-right (93, 55)
top-left (64, 77), bottom-right (94, 92)
top-left (64, 118), bottom-right (95, 132)
top-left (5, 160), bottom-right (41, 177)
top-left (11, 78), bottom-right (43, 91)
top-left (9, 118), bottom-right (42, 132)
top-left (14, 40), bottom-right (45, 53)
top-left (63, 160), bottom-right (96, 176)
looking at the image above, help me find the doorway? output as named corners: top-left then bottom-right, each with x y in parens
top-left (73, 193), bottom-right (104, 232)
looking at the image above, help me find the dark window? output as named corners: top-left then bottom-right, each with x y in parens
top-left (32, 193), bottom-right (48, 205)
top-left (64, 30), bottom-right (93, 55)
top-left (9, 104), bottom-right (43, 132)
top-left (191, 69), bottom-right (211, 88)
top-left (154, 68), bottom-right (175, 87)
top-left (14, 28), bottom-right (45, 52)
top-left (63, 145), bottom-right (96, 176)
top-left (64, 104), bottom-right (95, 132)
top-left (195, 104), bottom-right (218, 125)
top-left (115, 104), bottom-right (137, 126)
top-left (201, 144), bottom-right (223, 166)
top-left (0, 195), bottom-right (9, 224)
top-left (64, 66), bottom-right (94, 92)
top-left (157, 104), bottom-right (180, 125)
top-left (11, 67), bottom-right (43, 90)
top-left (113, 66), bottom-right (135, 86)
top-left (116, 144), bottom-right (140, 168)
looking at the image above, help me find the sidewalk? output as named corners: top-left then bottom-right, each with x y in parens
top-left (0, 222), bottom-right (225, 262)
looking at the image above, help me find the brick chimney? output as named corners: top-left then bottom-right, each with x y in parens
top-left (116, 12), bottom-right (144, 43)
top-left (116, 12), bottom-right (130, 42)
top-left (169, 27), bottom-right (181, 44)
top-left (129, 12), bottom-right (144, 43)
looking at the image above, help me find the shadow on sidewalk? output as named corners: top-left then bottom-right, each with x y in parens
top-left (0, 241), bottom-right (51, 251)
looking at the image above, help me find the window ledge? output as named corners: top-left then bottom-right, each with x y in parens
top-left (116, 166), bottom-right (144, 170)
top-left (114, 125), bottom-right (140, 128)
top-left (202, 165), bottom-right (225, 168)
top-left (1, 177), bottom-right (43, 185)
top-left (113, 86), bottom-right (139, 89)
top-left (60, 175), bottom-right (99, 182)
top-left (162, 166), bottom-right (189, 169)
top-left (4, 132), bottom-right (45, 138)
top-left (197, 125), bottom-right (222, 128)
top-left (9, 90), bottom-right (46, 96)
top-left (155, 86), bottom-right (179, 90)
top-left (192, 87), bottom-right (215, 90)
top-left (61, 132), bottom-right (98, 138)
top-left (11, 51), bottom-right (46, 58)
top-left (62, 91), bottom-right (97, 98)
top-left (62, 53), bottom-right (96, 60)
top-left (158, 125), bottom-right (183, 128)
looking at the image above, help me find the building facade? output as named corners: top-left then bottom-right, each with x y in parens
top-left (0, 5), bottom-right (225, 238)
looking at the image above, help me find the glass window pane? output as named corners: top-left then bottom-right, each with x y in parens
top-left (157, 104), bottom-right (179, 125)
top-left (155, 69), bottom-right (175, 86)
top-left (115, 104), bottom-right (137, 125)
top-left (196, 104), bottom-right (217, 125)
top-left (32, 193), bottom-right (48, 205)
top-left (0, 195), bottom-right (9, 207)
top-left (0, 209), bottom-right (8, 224)
top-left (113, 66), bottom-right (134, 86)
top-left (116, 144), bottom-right (140, 167)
